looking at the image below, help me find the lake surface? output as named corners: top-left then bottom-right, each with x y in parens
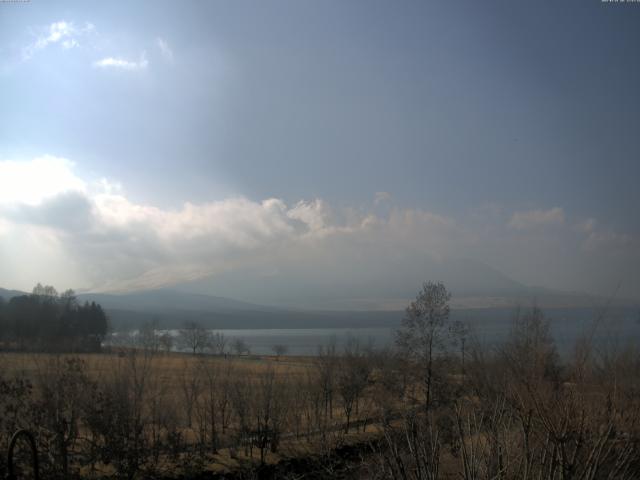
top-left (199, 317), bottom-right (640, 356)
top-left (112, 306), bottom-right (640, 356)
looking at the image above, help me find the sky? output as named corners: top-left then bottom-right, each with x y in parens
top-left (1, 1), bottom-right (639, 306)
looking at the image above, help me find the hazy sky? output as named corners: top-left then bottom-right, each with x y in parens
top-left (1, 1), bottom-right (639, 305)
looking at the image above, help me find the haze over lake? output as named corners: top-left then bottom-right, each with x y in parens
top-left (110, 306), bottom-right (640, 356)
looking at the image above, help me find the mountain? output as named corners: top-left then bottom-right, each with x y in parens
top-left (2, 253), bottom-right (637, 332)
top-left (171, 257), bottom-right (529, 309)
top-left (431, 258), bottom-right (527, 297)
top-left (75, 289), bottom-right (403, 331)
top-left (0, 287), bottom-right (27, 300)
top-left (77, 289), bottom-right (275, 314)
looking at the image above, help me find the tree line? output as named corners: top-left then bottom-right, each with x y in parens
top-left (0, 284), bottom-right (109, 352)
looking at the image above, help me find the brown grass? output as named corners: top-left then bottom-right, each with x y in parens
top-left (0, 351), bottom-right (312, 383)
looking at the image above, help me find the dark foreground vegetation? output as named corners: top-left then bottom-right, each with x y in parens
top-left (0, 284), bottom-right (108, 352)
top-left (1, 282), bottom-right (639, 479)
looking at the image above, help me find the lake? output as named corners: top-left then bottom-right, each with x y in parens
top-left (111, 306), bottom-right (640, 356)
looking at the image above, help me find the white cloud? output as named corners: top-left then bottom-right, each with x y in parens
top-left (93, 52), bottom-right (149, 70)
top-left (582, 230), bottom-right (632, 253)
top-left (62, 39), bottom-right (79, 49)
top-left (94, 178), bottom-right (123, 195)
top-left (287, 199), bottom-right (329, 233)
top-left (35, 21), bottom-right (74, 48)
top-left (0, 157), bottom-right (637, 299)
top-left (508, 207), bottom-right (565, 230)
top-left (576, 218), bottom-right (633, 253)
top-left (0, 155), bottom-right (86, 205)
top-left (156, 37), bottom-right (173, 61)
top-left (22, 21), bottom-right (94, 60)
top-left (0, 159), bottom-right (449, 291)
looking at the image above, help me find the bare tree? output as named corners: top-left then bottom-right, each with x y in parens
top-left (230, 375), bottom-right (252, 455)
top-left (195, 357), bottom-right (223, 453)
top-left (178, 321), bottom-right (211, 355)
top-left (315, 339), bottom-right (338, 427)
top-left (217, 360), bottom-right (235, 434)
top-left (179, 359), bottom-right (202, 428)
top-left (272, 344), bottom-right (288, 360)
top-left (211, 332), bottom-right (227, 355)
top-left (33, 356), bottom-right (93, 477)
top-left (501, 305), bottom-right (559, 383)
top-left (138, 319), bottom-right (161, 353)
top-left (372, 410), bottom-right (442, 480)
top-left (232, 338), bottom-right (249, 356)
top-left (83, 349), bottom-right (154, 479)
top-left (396, 281), bottom-right (452, 413)
top-left (337, 338), bottom-right (372, 433)
top-left (252, 367), bottom-right (289, 463)
top-left (158, 331), bottom-right (173, 353)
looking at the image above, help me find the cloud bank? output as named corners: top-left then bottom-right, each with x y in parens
top-left (509, 207), bottom-right (565, 230)
top-left (0, 156), bottom-right (638, 302)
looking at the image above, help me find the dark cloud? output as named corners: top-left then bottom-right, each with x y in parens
top-left (2, 191), bottom-right (93, 231)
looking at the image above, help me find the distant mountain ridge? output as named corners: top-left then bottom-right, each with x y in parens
top-left (169, 257), bottom-right (531, 308)
top-left (76, 289), bottom-right (278, 314)
top-left (2, 278), bottom-right (636, 332)
top-left (0, 287), bottom-right (26, 300)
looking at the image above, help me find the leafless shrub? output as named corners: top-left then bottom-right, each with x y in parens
top-left (372, 411), bottom-right (441, 480)
top-left (32, 356), bottom-right (93, 478)
top-left (315, 339), bottom-right (338, 430)
top-left (337, 338), bottom-right (372, 433)
top-left (83, 350), bottom-right (154, 479)
top-left (179, 358), bottom-right (202, 429)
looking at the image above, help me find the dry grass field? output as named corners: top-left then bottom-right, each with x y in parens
top-left (0, 350), bottom-right (314, 387)
top-left (0, 349), bottom-right (391, 478)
